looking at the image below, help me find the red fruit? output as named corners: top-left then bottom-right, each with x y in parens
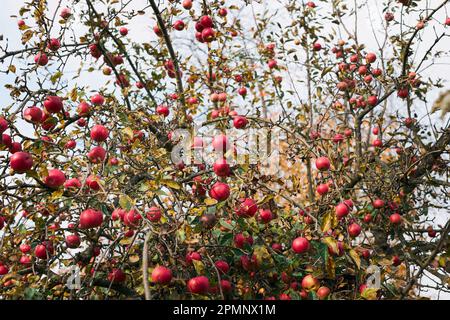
top-left (215, 260), bottom-right (230, 274)
top-left (306, 1), bottom-right (316, 8)
top-left (153, 25), bottom-right (162, 36)
top-left (187, 276), bottom-right (210, 294)
top-left (201, 27), bottom-right (216, 42)
top-left (363, 214), bottom-right (373, 223)
top-left (213, 158), bottom-right (230, 177)
top-left (0, 265), bottom-right (9, 275)
top-left (259, 209), bottom-right (273, 223)
top-left (385, 12), bottom-right (394, 21)
top-left (17, 20), bottom-right (25, 27)
top-left (47, 38), bottom-right (61, 51)
top-left (151, 266), bottom-right (172, 285)
top-left (108, 269), bottom-right (126, 283)
top-left (173, 20), bottom-right (185, 31)
top-left (392, 255), bottom-right (401, 266)
top-left (79, 209), bottom-right (103, 229)
top-left (182, 0), bottom-right (192, 10)
top-left (240, 254), bottom-right (258, 271)
top-left (272, 243), bottom-right (282, 252)
top-left (65, 234), bottom-right (81, 248)
top-left (9, 142), bottom-right (22, 154)
top-left (446, 17), bottom-right (450, 26)
top-left (119, 27), bottom-right (128, 36)
top-left (60, 7), bottom-right (71, 19)
top-left (389, 213), bottom-right (402, 225)
top-left (209, 182), bottom-right (230, 201)
top-left (358, 65), bottom-right (368, 75)
top-left (44, 169), bottom-right (66, 188)
top-left (199, 16), bottom-right (213, 28)
top-left (0, 117), bottom-right (7, 133)
top-left (362, 249), bottom-right (371, 259)
top-left (90, 124), bottom-right (109, 142)
top-left (397, 88), bottom-right (409, 99)
top-left (316, 183), bottom-right (329, 196)
top-left (315, 157), bottom-right (331, 171)
top-left (44, 96), bottom-right (63, 113)
top-left (87, 146), bottom-right (106, 163)
top-left (91, 94), bottom-right (105, 106)
top-left (10, 151), bottom-right (33, 173)
top-left (372, 127), bottom-right (379, 135)
top-left (373, 199), bottom-right (385, 209)
top-left (348, 223), bottom-right (362, 238)
top-left (367, 95), bottom-right (378, 106)
top-left (234, 233), bottom-right (253, 248)
top-left (186, 251), bottom-right (202, 264)
top-left (24, 106), bottom-right (44, 123)
top-left (333, 133), bottom-right (344, 144)
top-left (312, 42), bottom-right (322, 51)
top-left (20, 255), bottom-right (32, 265)
top-left (123, 209), bottom-right (142, 228)
top-left (20, 244), bottom-right (31, 253)
top-left (212, 134), bottom-right (229, 153)
top-left (156, 105), bottom-right (170, 117)
top-left (1, 134), bottom-right (11, 147)
top-left (366, 52), bottom-right (377, 63)
top-left (34, 53), bottom-right (48, 66)
top-left (64, 177), bottom-right (81, 190)
top-left (35, 241), bottom-right (54, 260)
top-left (344, 128), bottom-right (353, 137)
top-left (218, 8), bottom-right (228, 17)
top-left (64, 140), bottom-right (76, 150)
top-left (146, 206), bottom-right (162, 222)
top-left (372, 139), bottom-right (383, 148)
top-left (233, 115), bottom-right (248, 129)
top-left (292, 237), bottom-right (310, 254)
top-left (317, 286), bottom-right (330, 299)
top-left (301, 275), bottom-right (319, 291)
top-left (86, 175), bottom-right (101, 191)
top-left (235, 198), bottom-right (258, 218)
top-left (268, 59), bottom-right (277, 69)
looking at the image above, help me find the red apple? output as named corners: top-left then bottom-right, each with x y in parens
top-left (44, 96), bottom-right (63, 113)
top-left (146, 206), bottom-right (162, 222)
top-left (292, 237), bottom-right (310, 254)
top-left (90, 124), bottom-right (109, 142)
top-left (209, 182), bottom-right (230, 201)
top-left (151, 266), bottom-right (172, 285)
top-left (10, 151), bottom-right (33, 173)
top-left (348, 223), bottom-right (362, 238)
top-left (79, 208), bottom-right (103, 229)
top-left (187, 276), bottom-right (210, 294)
top-left (44, 169), bottom-right (66, 188)
top-left (315, 157), bottom-right (331, 171)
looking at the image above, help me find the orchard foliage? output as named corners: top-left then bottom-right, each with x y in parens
top-left (0, 0), bottom-right (449, 300)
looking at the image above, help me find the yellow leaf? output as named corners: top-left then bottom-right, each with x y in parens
top-left (8, 65), bottom-right (16, 73)
top-left (122, 127), bottom-right (134, 139)
top-left (326, 256), bottom-right (336, 279)
top-left (129, 255), bottom-right (140, 263)
top-left (349, 249), bottom-right (361, 269)
top-left (361, 288), bottom-right (378, 300)
top-left (119, 194), bottom-right (134, 210)
top-left (160, 179), bottom-right (181, 190)
top-left (50, 189), bottom-right (64, 200)
top-left (192, 259), bottom-right (205, 275)
top-left (322, 237), bottom-right (338, 255)
top-left (321, 211), bottom-right (337, 232)
top-left (204, 198), bottom-right (218, 206)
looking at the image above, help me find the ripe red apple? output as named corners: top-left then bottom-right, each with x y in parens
top-left (367, 95), bottom-right (378, 106)
top-left (235, 198), bottom-right (258, 218)
top-left (292, 237), bottom-right (310, 254)
top-left (123, 209), bottom-right (142, 228)
top-left (182, 0), bottom-right (192, 10)
top-left (90, 124), bottom-right (109, 142)
top-left (392, 255), bottom-right (401, 266)
top-left (373, 199), bottom-right (385, 209)
top-left (151, 266), bottom-right (172, 285)
top-left (212, 134), bottom-right (229, 152)
top-left (268, 59), bottom-right (277, 69)
top-left (213, 158), bottom-right (231, 177)
top-left (348, 223), bottom-right (362, 238)
top-left (87, 146), bottom-right (106, 163)
top-left (301, 275), bottom-right (319, 291)
top-left (34, 52), bottom-right (48, 66)
top-left (209, 182), bottom-right (230, 201)
top-left (372, 139), bottom-right (383, 148)
top-left (119, 27), bottom-right (128, 36)
top-left (64, 140), bottom-right (76, 149)
top-left (201, 27), bottom-right (216, 42)
top-left (185, 251), bottom-right (202, 264)
top-left (47, 38), bottom-right (61, 51)
top-left (234, 233), bottom-right (254, 248)
top-left (60, 7), bottom-right (71, 19)
top-left (258, 209), bottom-right (273, 223)
top-left (0, 117), bottom-right (7, 133)
top-left (366, 52), bottom-right (377, 63)
top-left (187, 276), bottom-right (210, 294)
top-left (10, 151), bottom-right (33, 173)
top-left (312, 42), bottom-right (322, 51)
top-left (21, 108), bottom-right (41, 126)
top-left (317, 286), bottom-right (330, 299)
top-left (44, 169), bottom-right (66, 188)
top-left (79, 208), bottom-right (103, 229)
top-left (316, 183), bottom-right (329, 196)
top-left (156, 105), bottom-right (170, 117)
top-left (146, 206), bottom-right (162, 222)
top-left (44, 96), bottom-right (63, 113)
top-left (35, 241), bottom-right (54, 260)
top-left (65, 234), bottom-right (81, 248)
top-left (233, 115), bottom-right (248, 129)
top-left (173, 20), bottom-right (185, 31)
top-left (389, 213), bottom-right (402, 225)
top-left (199, 15), bottom-right (213, 28)
top-left (20, 243), bottom-right (31, 253)
top-left (335, 202), bottom-right (350, 219)
top-left (315, 156), bottom-right (331, 171)
top-left (86, 175), bottom-right (101, 191)
top-left (108, 269), bottom-right (126, 283)
top-left (91, 94), bottom-right (105, 106)
top-left (64, 177), bottom-right (81, 190)
top-left (215, 260), bottom-right (230, 274)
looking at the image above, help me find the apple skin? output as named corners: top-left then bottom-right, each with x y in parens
top-left (90, 124), bottom-right (109, 142)
top-left (35, 241), bottom-right (54, 260)
top-left (23, 106), bottom-right (43, 123)
top-left (233, 115), bottom-right (248, 129)
top-left (301, 274), bottom-right (319, 291)
top-left (348, 223), bottom-right (362, 238)
top-left (335, 202), bottom-right (350, 219)
top-left (292, 237), bottom-right (310, 254)
top-left (185, 251), bottom-right (202, 264)
top-left (119, 27), bottom-right (128, 36)
top-left (64, 177), bottom-right (81, 190)
top-left (215, 260), bottom-right (230, 274)
top-left (389, 213), bottom-right (402, 225)
top-left (316, 183), bottom-right (329, 196)
top-left (44, 169), bottom-right (66, 188)
top-left (373, 199), bottom-right (385, 209)
top-left (209, 182), bottom-right (230, 201)
top-left (213, 158), bottom-right (231, 177)
top-left (235, 198), bottom-right (258, 218)
top-left (87, 146), bottom-right (107, 163)
top-left (212, 134), bottom-right (229, 152)
top-left (258, 209), bottom-right (273, 223)
top-left (315, 157), bottom-right (331, 171)
top-left (234, 233), bottom-right (253, 249)
top-left (187, 276), bottom-right (210, 294)
top-left (65, 234), bottom-right (81, 248)
top-left (151, 266), bottom-right (172, 285)
top-left (156, 105), bottom-right (170, 117)
top-left (317, 286), bottom-right (331, 299)
top-left (91, 94), bottom-right (105, 106)
top-left (34, 53), bottom-right (48, 66)
top-left (108, 269), bottom-right (126, 283)
top-left (44, 96), bottom-right (63, 113)
top-left (79, 209), bottom-right (103, 229)
top-left (146, 206), bottom-right (162, 222)
top-left (10, 151), bottom-right (33, 173)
